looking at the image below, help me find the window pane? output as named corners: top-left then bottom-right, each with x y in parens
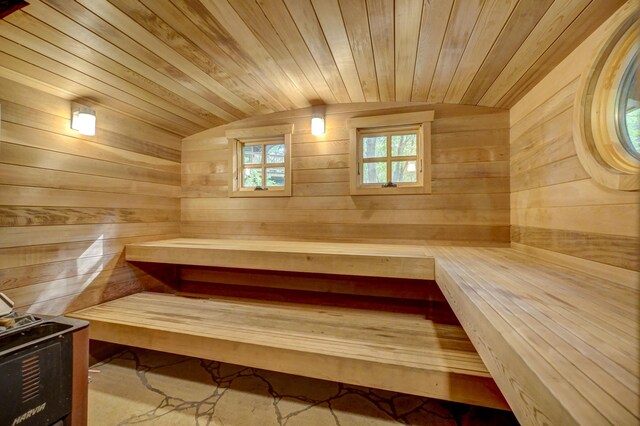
top-left (621, 58), bottom-right (640, 158)
top-left (362, 162), bottom-right (387, 184)
top-left (392, 161), bottom-right (417, 183)
top-left (391, 134), bottom-right (417, 157)
top-left (266, 167), bottom-right (285, 187)
top-left (265, 143), bottom-right (285, 164)
top-left (242, 168), bottom-right (262, 187)
top-left (362, 136), bottom-right (387, 158)
top-left (243, 145), bottom-right (263, 165)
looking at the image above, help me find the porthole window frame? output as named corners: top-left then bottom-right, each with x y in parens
top-left (574, 11), bottom-right (640, 191)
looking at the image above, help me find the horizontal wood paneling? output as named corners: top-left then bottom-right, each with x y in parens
top-left (182, 103), bottom-right (510, 246)
top-left (0, 76), bottom-right (179, 315)
top-left (0, 0), bottom-right (624, 135)
top-left (509, 4), bottom-right (640, 277)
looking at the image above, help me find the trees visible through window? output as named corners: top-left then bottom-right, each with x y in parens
top-left (360, 129), bottom-right (419, 186)
top-left (227, 123), bottom-right (293, 197)
top-left (348, 110), bottom-right (433, 196)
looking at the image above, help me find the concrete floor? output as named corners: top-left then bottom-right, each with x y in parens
top-left (88, 347), bottom-right (518, 426)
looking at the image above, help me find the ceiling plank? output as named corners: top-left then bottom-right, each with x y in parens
top-left (311, 0), bottom-right (365, 103)
top-left (461, 0), bottom-right (554, 105)
top-left (117, 0), bottom-right (279, 115)
top-left (196, 0), bottom-right (310, 110)
top-left (427, 0), bottom-right (485, 104)
top-left (444, 0), bottom-right (518, 104)
top-left (226, 0), bottom-right (322, 104)
top-left (31, 0), bottom-right (243, 122)
top-left (496, 0), bottom-right (626, 108)
top-left (411, 0), bottom-right (454, 102)
top-left (394, 0), bottom-right (423, 101)
top-left (284, 0), bottom-right (353, 103)
top-left (338, 0), bottom-right (379, 102)
top-left (479, 0), bottom-right (591, 106)
top-left (366, 0), bottom-right (394, 101)
top-left (257, 0), bottom-right (339, 104)
top-left (69, 0), bottom-right (258, 115)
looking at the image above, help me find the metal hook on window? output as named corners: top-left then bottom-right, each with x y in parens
top-left (382, 182), bottom-right (397, 188)
top-left (254, 186), bottom-right (268, 191)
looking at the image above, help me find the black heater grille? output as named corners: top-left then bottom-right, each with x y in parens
top-left (21, 354), bottom-right (40, 403)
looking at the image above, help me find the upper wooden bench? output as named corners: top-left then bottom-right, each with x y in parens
top-left (428, 246), bottom-right (638, 426)
top-left (125, 238), bottom-right (435, 280)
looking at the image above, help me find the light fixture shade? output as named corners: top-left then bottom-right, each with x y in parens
top-left (311, 113), bottom-right (325, 136)
top-left (71, 104), bottom-right (96, 136)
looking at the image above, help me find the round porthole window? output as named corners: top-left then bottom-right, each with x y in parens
top-left (574, 11), bottom-right (640, 190)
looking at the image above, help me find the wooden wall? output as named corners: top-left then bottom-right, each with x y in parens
top-left (509, 2), bottom-right (639, 285)
top-left (0, 77), bottom-right (180, 315)
top-left (182, 103), bottom-right (510, 246)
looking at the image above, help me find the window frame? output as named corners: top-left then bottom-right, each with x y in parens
top-left (348, 110), bottom-right (434, 196)
top-left (227, 124), bottom-right (293, 198)
top-left (574, 10), bottom-right (640, 191)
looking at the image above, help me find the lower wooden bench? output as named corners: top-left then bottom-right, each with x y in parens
top-left (69, 291), bottom-right (507, 409)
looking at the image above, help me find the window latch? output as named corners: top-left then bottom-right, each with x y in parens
top-left (382, 181), bottom-right (397, 188)
top-left (254, 186), bottom-right (268, 191)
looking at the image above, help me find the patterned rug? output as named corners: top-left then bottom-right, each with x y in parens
top-left (88, 347), bottom-right (518, 425)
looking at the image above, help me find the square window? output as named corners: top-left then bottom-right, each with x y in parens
top-left (227, 124), bottom-right (293, 197)
top-left (348, 110), bottom-right (433, 195)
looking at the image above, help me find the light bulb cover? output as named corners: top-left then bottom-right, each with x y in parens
top-left (311, 114), bottom-right (325, 136)
top-left (71, 104), bottom-right (96, 136)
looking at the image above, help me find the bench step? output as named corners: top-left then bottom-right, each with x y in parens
top-left (69, 292), bottom-right (507, 409)
top-left (125, 238), bottom-right (435, 280)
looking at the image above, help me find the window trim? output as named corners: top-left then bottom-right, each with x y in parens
top-left (573, 11), bottom-right (640, 191)
top-left (227, 124), bottom-right (293, 198)
top-left (348, 110), bottom-right (434, 196)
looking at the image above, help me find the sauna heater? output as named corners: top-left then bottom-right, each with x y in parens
top-left (0, 311), bottom-right (88, 426)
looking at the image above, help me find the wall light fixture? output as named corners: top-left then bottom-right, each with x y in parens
top-left (71, 104), bottom-right (96, 136)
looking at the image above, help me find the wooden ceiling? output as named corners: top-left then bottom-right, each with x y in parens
top-left (0, 0), bottom-right (624, 136)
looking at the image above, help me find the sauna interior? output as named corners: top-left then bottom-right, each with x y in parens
top-left (0, 0), bottom-right (638, 425)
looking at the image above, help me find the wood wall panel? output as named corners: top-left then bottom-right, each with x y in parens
top-left (509, 3), bottom-right (640, 280)
top-left (182, 103), bottom-right (510, 246)
top-left (0, 76), bottom-right (179, 315)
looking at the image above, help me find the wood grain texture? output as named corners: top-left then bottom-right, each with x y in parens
top-left (431, 246), bottom-right (639, 425)
top-left (125, 238), bottom-right (436, 280)
top-left (0, 78), bottom-right (179, 315)
top-left (0, 0), bottom-right (623, 134)
top-left (509, 4), bottom-right (640, 277)
top-left (69, 292), bottom-right (508, 409)
top-left (183, 103), bottom-right (510, 245)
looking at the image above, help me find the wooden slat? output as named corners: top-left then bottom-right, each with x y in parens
top-left (427, 0), bottom-right (484, 103)
top-left (431, 247), bottom-right (639, 425)
top-left (311, 0), bottom-right (365, 103)
top-left (366, 0), bottom-right (394, 101)
top-left (338, 0), bottom-right (379, 102)
top-left (394, 0), bottom-right (422, 101)
top-left (125, 238), bottom-right (435, 280)
top-left (69, 292), bottom-right (507, 409)
top-left (411, 0), bottom-right (454, 101)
